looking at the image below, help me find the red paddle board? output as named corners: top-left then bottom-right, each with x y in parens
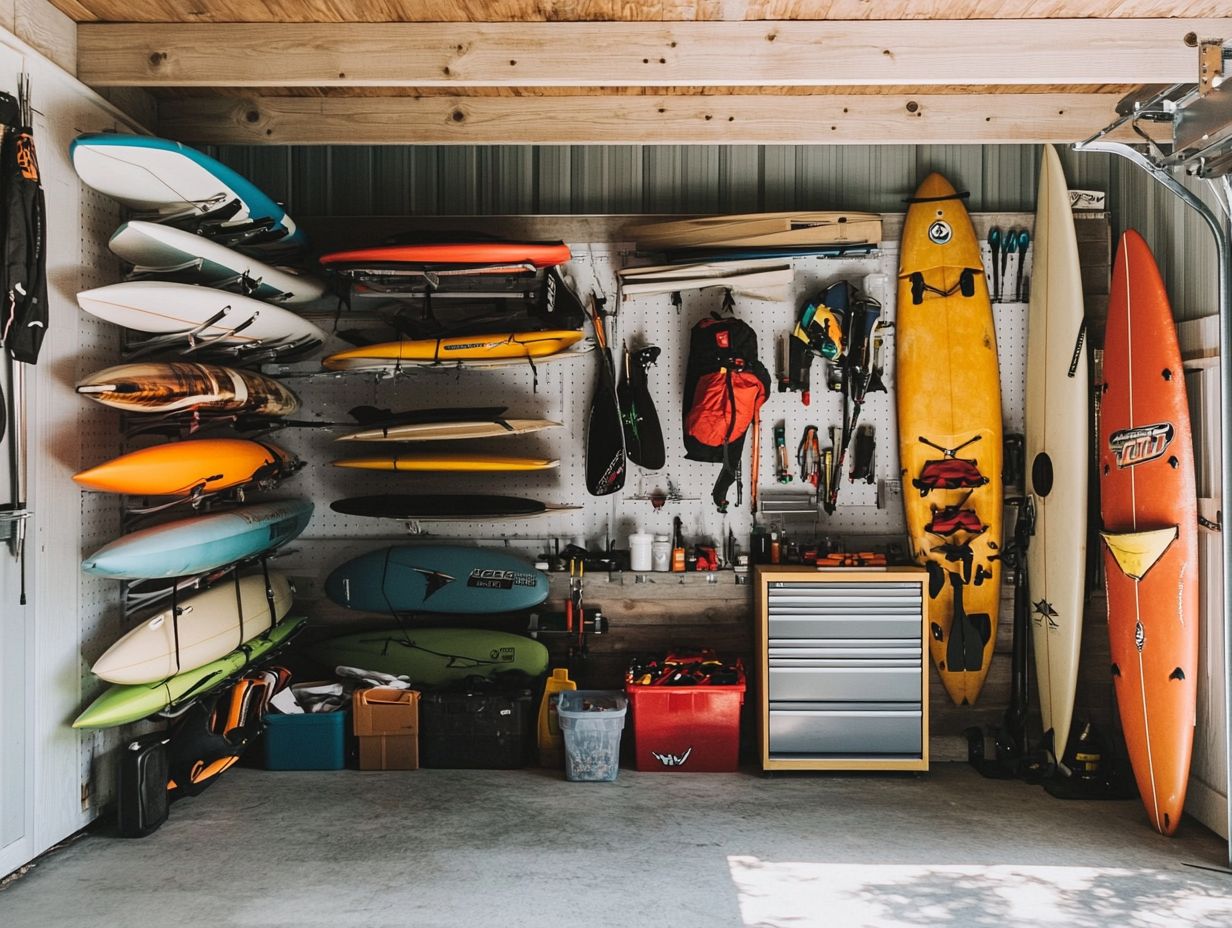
top-left (1099, 229), bottom-right (1198, 836)
top-left (320, 241), bottom-right (571, 269)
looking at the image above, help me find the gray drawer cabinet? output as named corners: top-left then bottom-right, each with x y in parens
top-left (754, 567), bottom-right (929, 771)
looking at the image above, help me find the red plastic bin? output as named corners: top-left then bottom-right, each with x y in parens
top-left (626, 674), bottom-right (745, 772)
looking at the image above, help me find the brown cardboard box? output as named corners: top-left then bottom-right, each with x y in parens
top-left (359, 734), bottom-right (418, 771)
top-left (353, 688), bottom-right (419, 770)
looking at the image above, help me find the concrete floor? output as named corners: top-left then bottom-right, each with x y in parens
top-left (1, 763), bottom-right (1230, 928)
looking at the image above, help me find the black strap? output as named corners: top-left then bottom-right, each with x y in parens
top-left (232, 568), bottom-right (246, 650)
top-left (260, 556), bottom-right (278, 633)
top-left (170, 583), bottom-right (183, 674)
top-left (903, 191), bottom-right (971, 204)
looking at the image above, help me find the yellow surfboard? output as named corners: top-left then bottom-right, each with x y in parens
top-left (322, 330), bottom-right (583, 371)
top-left (332, 454), bottom-right (560, 473)
top-left (896, 172), bottom-right (1003, 706)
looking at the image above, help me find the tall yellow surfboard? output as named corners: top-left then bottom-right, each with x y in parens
top-left (896, 173), bottom-right (1003, 706)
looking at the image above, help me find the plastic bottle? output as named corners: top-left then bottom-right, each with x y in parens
top-left (770, 531), bottom-right (781, 564)
top-left (651, 536), bottom-right (672, 572)
top-left (628, 532), bottom-right (654, 572)
top-left (538, 667), bottom-right (577, 768)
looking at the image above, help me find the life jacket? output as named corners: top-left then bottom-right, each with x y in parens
top-left (682, 314), bottom-right (770, 511)
top-left (925, 504), bottom-right (986, 536)
top-left (165, 668), bottom-right (288, 799)
top-left (912, 458), bottom-right (988, 495)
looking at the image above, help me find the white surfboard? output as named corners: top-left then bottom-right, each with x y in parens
top-left (336, 418), bottom-right (562, 443)
top-left (110, 221), bottom-right (325, 305)
top-left (70, 133), bottom-right (305, 249)
top-left (76, 280), bottom-right (326, 351)
top-left (91, 573), bottom-right (294, 685)
top-left (1025, 144), bottom-right (1089, 769)
top-left (618, 259), bottom-right (793, 302)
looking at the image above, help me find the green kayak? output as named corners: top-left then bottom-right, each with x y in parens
top-left (308, 628), bottom-right (548, 686)
top-left (74, 617), bottom-right (306, 729)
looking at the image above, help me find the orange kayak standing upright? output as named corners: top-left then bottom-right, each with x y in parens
top-left (896, 172), bottom-right (1004, 706)
top-left (1099, 229), bottom-right (1198, 836)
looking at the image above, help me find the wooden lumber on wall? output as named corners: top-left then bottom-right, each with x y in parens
top-left (157, 92), bottom-right (1153, 146)
top-left (78, 19), bottom-right (1218, 87)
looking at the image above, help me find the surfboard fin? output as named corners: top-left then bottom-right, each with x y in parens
top-left (1100, 526), bottom-right (1178, 581)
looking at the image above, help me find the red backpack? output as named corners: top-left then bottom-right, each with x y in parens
top-left (683, 315), bottom-right (770, 511)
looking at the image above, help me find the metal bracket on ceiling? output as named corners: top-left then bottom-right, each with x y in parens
top-left (1074, 34), bottom-right (1232, 866)
top-left (1079, 38), bottom-right (1232, 179)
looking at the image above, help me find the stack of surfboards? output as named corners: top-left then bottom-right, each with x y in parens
top-left (74, 501), bottom-right (315, 729)
top-left (330, 408), bottom-right (575, 509)
top-left (72, 133), bottom-right (326, 362)
top-left (72, 133), bottom-right (308, 254)
top-left (309, 545), bottom-right (552, 686)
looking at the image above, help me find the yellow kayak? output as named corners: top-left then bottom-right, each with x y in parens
top-left (896, 172), bottom-right (1003, 707)
top-left (73, 438), bottom-right (295, 497)
top-left (322, 330), bottom-right (583, 371)
top-left (332, 454), bottom-right (560, 473)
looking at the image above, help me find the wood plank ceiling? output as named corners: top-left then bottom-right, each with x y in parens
top-left (48, 1), bottom-right (1232, 146)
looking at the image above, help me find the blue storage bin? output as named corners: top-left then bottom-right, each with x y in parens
top-left (263, 711), bottom-right (349, 770)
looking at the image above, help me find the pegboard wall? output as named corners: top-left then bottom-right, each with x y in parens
top-left (267, 213), bottom-right (1032, 580)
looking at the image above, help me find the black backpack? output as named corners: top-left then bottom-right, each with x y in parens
top-left (682, 314), bottom-right (770, 511)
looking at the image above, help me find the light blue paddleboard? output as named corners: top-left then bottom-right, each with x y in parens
top-left (82, 499), bottom-right (313, 580)
top-left (71, 133), bottom-right (306, 250)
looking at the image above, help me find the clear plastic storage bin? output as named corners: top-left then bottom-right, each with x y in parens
top-left (556, 690), bottom-right (627, 782)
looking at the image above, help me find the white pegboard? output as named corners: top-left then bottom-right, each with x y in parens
top-left (265, 222), bottom-right (1032, 580)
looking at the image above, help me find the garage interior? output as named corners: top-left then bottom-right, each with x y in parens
top-left (1, 3), bottom-right (1232, 927)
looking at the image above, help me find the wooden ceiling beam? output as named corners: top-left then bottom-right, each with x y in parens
top-left (157, 93), bottom-right (1155, 146)
top-left (79, 19), bottom-right (1227, 88)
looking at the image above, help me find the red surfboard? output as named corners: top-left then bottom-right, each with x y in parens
top-left (1099, 229), bottom-right (1198, 836)
top-left (320, 240), bottom-right (571, 271)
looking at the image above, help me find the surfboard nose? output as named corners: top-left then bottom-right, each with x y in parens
top-left (911, 172), bottom-right (958, 202)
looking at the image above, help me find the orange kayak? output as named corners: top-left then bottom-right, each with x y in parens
top-left (73, 438), bottom-right (296, 497)
top-left (320, 241), bottom-right (571, 270)
top-left (1100, 229), bottom-right (1198, 836)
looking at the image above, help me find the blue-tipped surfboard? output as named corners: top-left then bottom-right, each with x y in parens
top-left (110, 221), bottom-right (324, 304)
top-left (308, 628), bottom-right (548, 686)
top-left (70, 133), bottom-right (306, 251)
top-left (325, 545), bottom-right (549, 614)
top-left (82, 499), bottom-right (313, 580)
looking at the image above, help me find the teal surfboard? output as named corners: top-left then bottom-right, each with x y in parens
top-left (82, 499), bottom-right (313, 580)
top-left (73, 616), bottom-right (306, 729)
top-left (308, 628), bottom-right (549, 686)
top-left (325, 545), bottom-right (549, 614)
top-left (70, 133), bottom-right (306, 251)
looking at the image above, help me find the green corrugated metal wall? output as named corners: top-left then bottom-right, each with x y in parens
top-left (207, 143), bottom-right (1220, 320)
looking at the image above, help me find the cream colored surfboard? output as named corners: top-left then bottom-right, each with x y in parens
top-left (91, 573), bottom-right (294, 685)
top-left (335, 418), bottom-right (561, 443)
top-left (1025, 144), bottom-right (1089, 768)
